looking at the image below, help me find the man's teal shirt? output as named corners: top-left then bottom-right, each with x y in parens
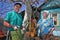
top-left (4, 11), bottom-right (22, 31)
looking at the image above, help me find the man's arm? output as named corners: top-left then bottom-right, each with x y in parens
top-left (3, 21), bottom-right (18, 30)
top-left (0, 18), bottom-right (18, 31)
top-left (3, 21), bottom-right (12, 28)
top-left (0, 18), bottom-right (12, 28)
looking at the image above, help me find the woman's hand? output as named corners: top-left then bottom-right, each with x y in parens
top-left (49, 27), bottom-right (55, 35)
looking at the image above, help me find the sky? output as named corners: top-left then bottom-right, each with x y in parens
top-left (0, 0), bottom-right (45, 18)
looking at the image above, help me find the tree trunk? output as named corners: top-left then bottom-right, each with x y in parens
top-left (22, 0), bottom-right (32, 27)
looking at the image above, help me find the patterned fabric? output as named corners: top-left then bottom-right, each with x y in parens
top-left (11, 29), bottom-right (23, 40)
top-left (37, 18), bottom-right (54, 36)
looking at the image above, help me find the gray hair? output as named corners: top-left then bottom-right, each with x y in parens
top-left (41, 10), bottom-right (50, 18)
top-left (42, 10), bottom-right (49, 14)
top-left (42, 10), bottom-right (49, 16)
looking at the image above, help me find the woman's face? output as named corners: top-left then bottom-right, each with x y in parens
top-left (43, 12), bottom-right (47, 18)
top-left (14, 5), bottom-right (21, 13)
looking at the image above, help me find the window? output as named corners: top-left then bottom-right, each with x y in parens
top-left (50, 12), bottom-right (58, 26)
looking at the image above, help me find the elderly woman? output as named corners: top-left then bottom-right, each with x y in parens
top-left (37, 10), bottom-right (54, 39)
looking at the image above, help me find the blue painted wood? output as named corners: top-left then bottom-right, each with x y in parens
top-left (40, 0), bottom-right (60, 27)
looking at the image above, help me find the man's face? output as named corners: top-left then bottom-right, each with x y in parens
top-left (43, 12), bottom-right (47, 18)
top-left (14, 5), bottom-right (21, 13)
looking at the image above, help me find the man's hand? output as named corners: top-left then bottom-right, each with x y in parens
top-left (13, 26), bottom-right (18, 30)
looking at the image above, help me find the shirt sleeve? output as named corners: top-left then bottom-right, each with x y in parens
top-left (49, 19), bottom-right (54, 28)
top-left (4, 12), bottom-right (11, 22)
top-left (50, 21), bottom-right (54, 27)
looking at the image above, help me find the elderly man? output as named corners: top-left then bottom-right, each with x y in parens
top-left (37, 10), bottom-right (54, 39)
